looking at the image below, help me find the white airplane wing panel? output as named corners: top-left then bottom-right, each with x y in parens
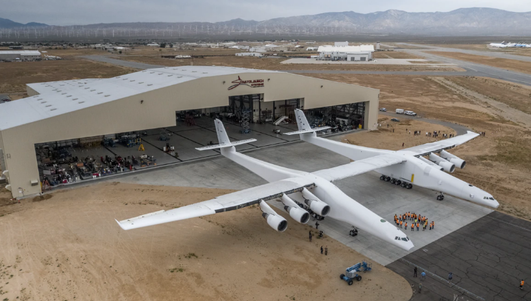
top-left (116, 177), bottom-right (314, 230)
top-left (313, 154), bottom-right (406, 182)
top-left (403, 131), bottom-right (479, 156)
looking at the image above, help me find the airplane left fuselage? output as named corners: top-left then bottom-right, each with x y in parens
top-left (222, 148), bottom-right (414, 250)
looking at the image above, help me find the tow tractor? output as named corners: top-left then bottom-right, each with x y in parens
top-left (339, 261), bottom-right (372, 285)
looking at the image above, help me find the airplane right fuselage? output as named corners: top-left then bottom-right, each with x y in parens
top-left (376, 152), bottom-right (498, 208)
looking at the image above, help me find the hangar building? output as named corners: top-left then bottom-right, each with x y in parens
top-left (0, 66), bottom-right (379, 198)
top-left (0, 50), bottom-right (42, 61)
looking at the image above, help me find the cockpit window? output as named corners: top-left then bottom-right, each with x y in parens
top-left (469, 184), bottom-right (473, 187)
top-left (484, 196), bottom-right (495, 200)
top-left (396, 236), bottom-right (410, 241)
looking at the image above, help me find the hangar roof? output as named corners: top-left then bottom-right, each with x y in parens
top-left (318, 45), bottom-right (375, 53)
top-left (0, 50), bottom-right (41, 56)
top-left (0, 66), bottom-right (278, 131)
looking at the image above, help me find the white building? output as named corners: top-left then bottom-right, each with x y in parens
top-left (0, 66), bottom-right (379, 199)
top-left (0, 50), bottom-right (41, 61)
top-left (317, 44), bottom-right (375, 61)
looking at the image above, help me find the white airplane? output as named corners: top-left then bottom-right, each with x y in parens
top-left (116, 119), bottom-right (414, 251)
top-left (285, 109), bottom-right (499, 209)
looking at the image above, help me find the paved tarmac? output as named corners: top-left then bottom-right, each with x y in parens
top-left (388, 211), bottom-right (531, 301)
top-left (114, 136), bottom-right (492, 266)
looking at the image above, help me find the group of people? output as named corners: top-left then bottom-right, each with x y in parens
top-left (394, 212), bottom-right (435, 231)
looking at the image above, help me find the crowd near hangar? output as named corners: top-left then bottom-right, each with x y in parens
top-left (0, 66), bottom-right (379, 199)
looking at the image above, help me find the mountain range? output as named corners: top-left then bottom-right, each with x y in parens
top-left (0, 17), bottom-right (48, 28)
top-left (1, 8), bottom-right (531, 38)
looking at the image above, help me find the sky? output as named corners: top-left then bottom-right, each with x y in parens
top-left (2, 0), bottom-right (531, 25)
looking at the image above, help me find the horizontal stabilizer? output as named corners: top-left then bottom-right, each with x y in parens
top-left (283, 126), bottom-right (331, 136)
top-left (196, 139), bottom-right (257, 151)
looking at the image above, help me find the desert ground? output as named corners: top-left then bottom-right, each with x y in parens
top-left (2, 41), bottom-right (531, 300)
top-left (0, 183), bottom-right (411, 301)
top-left (428, 51), bottom-right (531, 75)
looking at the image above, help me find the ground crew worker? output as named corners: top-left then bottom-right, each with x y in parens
top-left (321, 246), bottom-right (323, 254)
top-left (309, 231), bottom-right (312, 242)
top-left (414, 266), bottom-right (417, 277)
top-left (411, 223), bottom-right (414, 231)
top-left (405, 222), bottom-right (408, 229)
top-left (432, 221), bottom-right (435, 229)
top-left (407, 212), bottom-right (410, 219)
top-left (417, 222), bottom-right (420, 231)
top-left (400, 220), bottom-right (403, 228)
top-left (423, 222), bottom-right (427, 231)
top-left (521, 279), bottom-right (525, 290)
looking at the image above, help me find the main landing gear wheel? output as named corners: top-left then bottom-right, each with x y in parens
top-left (407, 184), bottom-right (413, 189)
top-left (380, 175), bottom-right (386, 181)
top-left (395, 180), bottom-right (402, 185)
top-left (390, 178), bottom-right (396, 184)
top-left (437, 194), bottom-right (444, 201)
top-left (401, 182), bottom-right (407, 188)
top-left (385, 176), bottom-right (391, 182)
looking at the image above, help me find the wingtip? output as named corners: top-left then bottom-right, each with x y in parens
top-left (115, 219), bottom-right (127, 230)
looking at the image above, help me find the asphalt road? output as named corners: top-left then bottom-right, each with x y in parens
top-left (81, 55), bottom-right (163, 69)
top-left (399, 43), bottom-right (531, 63)
top-left (387, 211), bottom-right (531, 301)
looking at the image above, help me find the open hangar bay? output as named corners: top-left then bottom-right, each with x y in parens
top-left (112, 138), bottom-right (530, 301)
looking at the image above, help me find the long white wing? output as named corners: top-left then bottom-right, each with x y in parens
top-left (116, 177), bottom-right (314, 230)
top-left (402, 131), bottom-right (480, 156)
top-left (312, 154), bottom-right (406, 182)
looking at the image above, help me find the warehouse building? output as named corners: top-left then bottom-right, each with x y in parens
top-left (318, 44), bottom-right (374, 61)
top-left (0, 66), bottom-right (379, 198)
top-left (0, 50), bottom-right (42, 61)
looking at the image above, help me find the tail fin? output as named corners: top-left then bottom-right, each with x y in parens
top-left (284, 109), bottom-right (330, 136)
top-left (196, 119), bottom-right (257, 151)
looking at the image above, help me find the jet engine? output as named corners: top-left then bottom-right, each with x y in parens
top-left (260, 200), bottom-right (288, 232)
top-left (428, 153), bottom-right (456, 173)
top-left (281, 194), bottom-right (310, 224)
top-left (440, 150), bottom-right (466, 169)
top-left (301, 188), bottom-right (330, 216)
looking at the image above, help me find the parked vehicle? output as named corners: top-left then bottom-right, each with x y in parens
top-left (404, 110), bottom-right (417, 116)
top-left (379, 108), bottom-right (387, 112)
top-left (395, 109), bottom-right (404, 114)
top-left (391, 118), bottom-right (400, 122)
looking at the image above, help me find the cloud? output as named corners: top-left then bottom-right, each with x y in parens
top-left (1, 0), bottom-right (531, 25)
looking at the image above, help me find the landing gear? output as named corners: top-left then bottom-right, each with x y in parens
top-left (349, 227), bottom-right (358, 237)
top-left (381, 175), bottom-right (411, 189)
top-left (437, 194), bottom-right (444, 201)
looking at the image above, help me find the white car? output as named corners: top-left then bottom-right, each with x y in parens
top-left (404, 110), bottom-right (417, 116)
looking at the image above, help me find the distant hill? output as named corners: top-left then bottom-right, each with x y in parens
top-left (0, 17), bottom-right (48, 28)
top-left (2, 8), bottom-right (531, 38)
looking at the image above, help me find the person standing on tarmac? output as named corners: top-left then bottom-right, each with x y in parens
top-left (320, 246), bottom-right (323, 254)
top-left (414, 266), bottom-right (418, 277)
top-left (521, 279), bottom-right (525, 290)
top-left (411, 223), bottom-right (414, 231)
top-left (309, 231), bottom-right (312, 242)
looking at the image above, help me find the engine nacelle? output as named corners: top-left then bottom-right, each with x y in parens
top-left (440, 150), bottom-right (466, 169)
top-left (428, 153), bottom-right (456, 173)
top-left (260, 200), bottom-right (288, 232)
top-left (285, 206), bottom-right (310, 224)
top-left (281, 194), bottom-right (310, 224)
top-left (301, 188), bottom-right (330, 216)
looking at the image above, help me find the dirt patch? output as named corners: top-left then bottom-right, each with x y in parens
top-left (0, 59), bottom-right (135, 93)
top-left (445, 76), bottom-right (531, 118)
top-left (427, 51), bottom-right (531, 75)
top-left (32, 194), bottom-right (53, 202)
top-left (0, 182), bottom-right (411, 301)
